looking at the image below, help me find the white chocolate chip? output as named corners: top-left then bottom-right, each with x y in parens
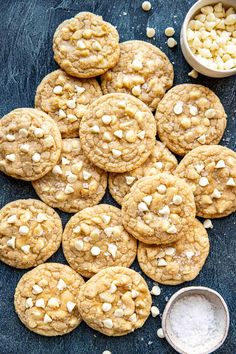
top-left (7, 237), bottom-right (16, 249)
top-left (25, 298), bottom-right (33, 309)
top-left (167, 225), bottom-right (177, 234)
top-left (157, 184), bottom-right (167, 194)
top-left (211, 188), bottom-right (222, 199)
top-left (226, 177), bottom-right (235, 186)
top-left (154, 161), bottom-right (163, 169)
top-left (108, 243), bottom-right (117, 258)
top-left (203, 219), bottom-right (213, 229)
top-left (92, 41), bottom-right (102, 51)
top-left (146, 27), bottom-right (156, 38)
top-left (189, 105), bottom-right (198, 116)
top-left (167, 37), bottom-right (177, 47)
top-left (157, 258), bottom-right (168, 266)
top-left (75, 85), bottom-right (86, 95)
top-left (150, 285), bottom-right (161, 295)
top-left (58, 109), bottom-right (66, 119)
top-left (143, 195), bottom-right (153, 206)
top-left (205, 108), bottom-right (216, 118)
top-left (114, 130), bottom-right (123, 139)
top-left (32, 153), bottom-right (41, 163)
top-left (102, 215), bottom-right (111, 224)
top-left (52, 165), bottom-right (63, 175)
top-left (112, 149), bottom-right (122, 158)
top-left (151, 306), bottom-right (160, 317)
top-left (62, 157), bottom-right (70, 165)
top-left (188, 69), bottom-right (199, 79)
top-left (73, 225), bottom-right (81, 233)
top-left (137, 130), bottom-right (145, 140)
top-left (53, 85), bottom-right (63, 94)
top-left (103, 132), bottom-right (112, 141)
top-left (159, 205), bottom-right (170, 216)
top-left (138, 202), bottom-right (149, 212)
top-left (125, 176), bottom-right (136, 185)
top-left (131, 59), bottom-right (143, 70)
top-left (185, 250), bottom-right (195, 259)
top-left (19, 128), bottom-right (28, 137)
top-left (90, 125), bottom-right (100, 133)
top-left (67, 172), bottom-right (77, 183)
top-left (19, 225), bottom-right (29, 235)
top-left (102, 115), bottom-right (112, 124)
top-left (165, 247), bottom-right (176, 256)
top-left (142, 1), bottom-right (152, 11)
top-left (131, 289), bottom-right (139, 298)
top-left (37, 213), bottom-right (47, 222)
top-left (215, 160), bottom-right (225, 168)
top-left (194, 163), bottom-right (205, 173)
top-left (67, 114), bottom-right (77, 123)
top-left (44, 314), bottom-right (52, 323)
top-left (64, 184), bottom-right (74, 194)
top-left (35, 298), bottom-right (45, 308)
top-left (32, 284), bottom-right (43, 295)
top-left (6, 134), bottom-right (15, 141)
top-left (132, 85), bottom-right (141, 96)
top-left (104, 227), bottom-right (114, 237)
top-left (20, 143), bottom-right (30, 153)
top-left (34, 128), bottom-right (44, 138)
top-left (197, 135), bottom-right (206, 144)
top-left (110, 283), bottom-right (117, 294)
top-left (82, 170), bottom-right (92, 180)
top-left (21, 245), bottom-right (30, 254)
top-left (199, 176), bottom-right (209, 187)
top-left (57, 279), bottom-right (67, 291)
top-left (7, 214), bottom-right (17, 224)
top-left (102, 303), bottom-right (112, 312)
top-left (157, 328), bottom-right (165, 338)
top-left (91, 246), bottom-right (101, 256)
top-left (74, 239), bottom-right (84, 251)
top-left (77, 40), bottom-right (86, 49)
top-left (114, 309), bottom-right (124, 317)
top-left (66, 99), bottom-right (76, 109)
top-left (129, 313), bottom-right (138, 323)
top-left (172, 195), bottom-right (183, 205)
top-left (103, 319), bottom-right (113, 329)
top-left (173, 101), bottom-right (183, 114)
top-left (66, 301), bottom-right (76, 313)
top-left (165, 27), bottom-right (175, 36)
top-left (6, 154), bottom-right (16, 162)
top-left (48, 297), bottom-right (60, 308)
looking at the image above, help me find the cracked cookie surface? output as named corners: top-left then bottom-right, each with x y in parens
top-left (77, 266), bottom-right (151, 336)
top-left (79, 93), bottom-right (156, 173)
top-left (175, 145), bottom-right (236, 218)
top-left (14, 263), bottom-right (84, 336)
top-left (32, 138), bottom-right (107, 213)
top-left (155, 84), bottom-right (227, 156)
top-left (0, 108), bottom-right (62, 181)
top-left (101, 40), bottom-right (174, 111)
top-left (63, 204), bottom-right (137, 278)
top-left (138, 219), bottom-right (210, 285)
top-left (109, 141), bottom-right (178, 205)
top-left (122, 173), bottom-right (196, 245)
top-left (35, 69), bottom-right (102, 138)
top-left (0, 199), bottom-right (62, 269)
top-left (53, 12), bottom-right (120, 78)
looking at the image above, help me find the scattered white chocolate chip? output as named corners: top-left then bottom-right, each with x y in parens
top-left (188, 69), bottom-right (199, 79)
top-left (37, 213), bottom-right (47, 222)
top-left (64, 184), bottom-right (74, 194)
top-left (131, 289), bottom-right (139, 298)
top-left (103, 319), bottom-right (113, 329)
top-left (205, 108), bottom-right (216, 118)
top-left (165, 27), bottom-right (175, 36)
top-left (52, 165), bottom-right (63, 175)
top-left (6, 154), bottom-right (16, 162)
top-left (103, 132), bottom-right (112, 141)
top-left (58, 109), bottom-right (67, 119)
top-left (102, 351), bottom-right (111, 354)
top-left (146, 27), bottom-right (156, 38)
top-left (34, 128), bottom-right (44, 138)
top-left (131, 59), bottom-right (143, 70)
top-left (77, 40), bottom-right (86, 49)
top-left (19, 128), bottom-right (28, 137)
top-left (151, 306), bottom-right (160, 317)
top-left (7, 214), bottom-right (17, 224)
top-left (104, 227), bottom-right (114, 237)
top-left (32, 284), bottom-right (43, 295)
top-left (211, 188), bottom-right (222, 199)
top-left (167, 37), bottom-right (177, 47)
top-left (74, 239), bottom-right (84, 251)
top-left (167, 225), bottom-right (177, 234)
top-left (53, 85), bottom-right (63, 94)
top-left (157, 258), bottom-right (168, 266)
top-left (185, 250), bottom-right (195, 259)
top-left (132, 85), bottom-right (141, 96)
top-left (91, 246), bottom-right (101, 256)
top-left (82, 170), bottom-right (92, 180)
top-left (73, 225), bottom-right (81, 233)
top-left (32, 152), bottom-right (41, 163)
top-left (75, 85), bottom-right (85, 95)
top-left (114, 130), bottom-right (123, 139)
top-left (92, 41), bottom-right (102, 51)
top-left (6, 134), bottom-right (15, 141)
top-left (102, 115), bottom-right (112, 124)
top-left (44, 314), bottom-right (52, 323)
top-left (62, 157), bottom-right (70, 165)
top-left (102, 303), bottom-right (112, 312)
top-left (197, 135), bottom-right (206, 144)
top-left (108, 243), bottom-right (117, 258)
top-left (48, 297), bottom-right (60, 308)
top-left (173, 101), bottom-right (183, 115)
top-left (125, 176), bottom-right (136, 185)
top-left (203, 219), bottom-right (213, 229)
top-left (137, 130), bottom-right (145, 140)
top-left (102, 215), bottom-right (111, 224)
top-left (165, 247), bottom-right (176, 256)
top-left (226, 177), bottom-right (235, 186)
top-left (90, 125), bottom-right (100, 133)
top-left (19, 225), bottom-right (29, 235)
top-left (157, 328), bottom-right (165, 338)
top-left (159, 205), bottom-right (170, 216)
top-left (67, 172), bottom-right (77, 183)
top-left (25, 298), bottom-right (33, 309)
top-left (112, 149), bottom-right (122, 158)
top-left (189, 105), bottom-right (198, 116)
top-left (157, 184), bottom-right (167, 194)
top-left (21, 245), bottom-right (30, 254)
top-left (20, 143), bottom-right (30, 153)
top-left (154, 161), bottom-right (163, 169)
top-left (150, 285), bottom-right (161, 296)
top-left (66, 99), bottom-right (76, 109)
top-left (143, 195), bottom-right (153, 206)
top-left (215, 160), bottom-right (225, 168)
top-left (114, 309), bottom-right (124, 317)
top-left (66, 301), bottom-right (76, 313)
top-left (67, 114), bottom-right (77, 123)
top-left (57, 278), bottom-right (67, 291)
top-left (142, 1), bottom-right (152, 11)
top-left (138, 201), bottom-right (149, 212)
top-left (110, 283), bottom-right (117, 294)
top-left (129, 313), bottom-right (138, 323)
top-left (199, 176), bottom-right (209, 187)
top-left (194, 163), bottom-right (205, 173)
top-left (35, 298), bottom-right (45, 308)
top-left (7, 236), bottom-right (16, 249)
top-left (172, 195), bottom-right (183, 205)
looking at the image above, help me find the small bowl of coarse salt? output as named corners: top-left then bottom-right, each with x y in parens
top-left (180, 0), bottom-right (236, 78)
top-left (162, 286), bottom-right (230, 354)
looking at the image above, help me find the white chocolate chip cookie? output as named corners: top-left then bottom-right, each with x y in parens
top-left (156, 84), bottom-right (227, 156)
top-left (77, 266), bottom-right (151, 336)
top-left (79, 93), bottom-right (156, 173)
top-left (0, 108), bottom-right (62, 181)
top-left (35, 69), bottom-right (102, 138)
top-left (109, 141), bottom-right (178, 205)
top-left (62, 204), bottom-right (137, 277)
top-left (32, 138), bottom-right (107, 213)
top-left (138, 219), bottom-right (210, 285)
top-left (53, 12), bottom-right (120, 78)
top-left (14, 263), bottom-right (84, 336)
top-left (122, 173), bottom-right (196, 245)
top-left (0, 199), bottom-right (62, 269)
top-left (101, 40), bottom-right (174, 111)
top-left (175, 145), bottom-right (236, 218)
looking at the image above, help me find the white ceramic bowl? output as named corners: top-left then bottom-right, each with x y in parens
top-left (180, 0), bottom-right (236, 78)
top-left (162, 286), bottom-right (230, 354)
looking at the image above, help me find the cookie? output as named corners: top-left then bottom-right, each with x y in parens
top-left (53, 12), bottom-right (120, 78)
top-left (0, 199), bottom-right (62, 269)
top-left (109, 141), bottom-right (178, 205)
top-left (175, 145), bottom-right (236, 218)
top-left (32, 138), bottom-right (107, 213)
top-left (101, 40), bottom-right (174, 111)
top-left (138, 219), bottom-right (210, 285)
top-left (155, 84), bottom-right (227, 156)
top-left (77, 266), bottom-right (151, 336)
top-left (0, 108), bottom-right (62, 181)
top-left (14, 263), bottom-right (85, 336)
top-left (35, 69), bottom-right (102, 138)
top-left (79, 93), bottom-right (156, 173)
top-left (122, 173), bottom-right (196, 245)
top-left (62, 204), bottom-right (137, 278)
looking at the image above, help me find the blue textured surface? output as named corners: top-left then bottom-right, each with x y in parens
top-left (0, 1), bottom-right (235, 353)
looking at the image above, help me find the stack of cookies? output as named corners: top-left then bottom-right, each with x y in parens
top-left (0, 11), bottom-right (235, 338)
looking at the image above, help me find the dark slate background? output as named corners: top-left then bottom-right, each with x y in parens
top-left (0, 0), bottom-right (235, 353)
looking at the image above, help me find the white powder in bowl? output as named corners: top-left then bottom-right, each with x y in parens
top-left (169, 294), bottom-right (225, 354)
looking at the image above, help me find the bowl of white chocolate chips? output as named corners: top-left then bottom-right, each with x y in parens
top-left (181, 0), bottom-right (236, 77)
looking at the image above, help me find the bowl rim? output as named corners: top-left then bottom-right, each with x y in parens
top-left (162, 286), bottom-right (230, 354)
top-left (181, 0), bottom-right (236, 74)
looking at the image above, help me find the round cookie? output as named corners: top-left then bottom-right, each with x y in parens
top-left (77, 266), bottom-right (151, 336)
top-left (109, 141), bottom-right (178, 205)
top-left (53, 12), bottom-right (120, 78)
top-left (122, 173), bottom-right (196, 245)
top-left (0, 199), bottom-right (62, 269)
top-left (101, 40), bottom-right (174, 111)
top-left (32, 138), bottom-right (107, 213)
top-left (35, 69), bottom-right (102, 138)
top-left (155, 84), bottom-right (227, 156)
top-left (79, 93), bottom-right (156, 173)
top-left (62, 204), bottom-right (137, 278)
top-left (175, 145), bottom-right (236, 218)
top-left (14, 263), bottom-right (85, 336)
top-left (0, 108), bottom-right (62, 181)
top-left (138, 219), bottom-right (210, 285)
